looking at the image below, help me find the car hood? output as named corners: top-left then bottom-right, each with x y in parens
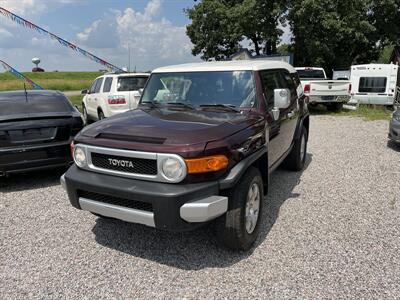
top-left (78, 108), bottom-right (262, 146)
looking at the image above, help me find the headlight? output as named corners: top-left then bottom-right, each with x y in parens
top-left (73, 146), bottom-right (87, 167)
top-left (161, 157), bottom-right (185, 181)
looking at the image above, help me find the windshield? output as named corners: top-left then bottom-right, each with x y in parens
top-left (297, 69), bottom-right (326, 79)
top-left (0, 92), bottom-right (73, 118)
top-left (117, 76), bottom-right (148, 92)
top-left (141, 71), bottom-right (256, 108)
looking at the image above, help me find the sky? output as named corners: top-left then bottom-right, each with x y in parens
top-left (0, 0), bottom-right (291, 72)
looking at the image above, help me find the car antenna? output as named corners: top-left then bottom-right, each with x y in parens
top-left (24, 83), bottom-right (28, 102)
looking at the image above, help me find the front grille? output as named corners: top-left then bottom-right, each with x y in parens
top-left (91, 152), bottom-right (157, 175)
top-left (78, 190), bottom-right (153, 212)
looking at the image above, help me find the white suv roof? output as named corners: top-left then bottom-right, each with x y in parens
top-left (295, 67), bottom-right (325, 71)
top-left (153, 60), bottom-right (295, 73)
top-left (101, 72), bottom-right (150, 78)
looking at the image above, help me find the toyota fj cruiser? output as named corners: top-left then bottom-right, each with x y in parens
top-left (61, 61), bottom-right (310, 250)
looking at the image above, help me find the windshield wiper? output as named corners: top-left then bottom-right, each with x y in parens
top-left (199, 104), bottom-right (241, 113)
top-left (166, 102), bottom-right (195, 110)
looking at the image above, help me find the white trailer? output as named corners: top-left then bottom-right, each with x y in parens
top-left (350, 64), bottom-right (399, 106)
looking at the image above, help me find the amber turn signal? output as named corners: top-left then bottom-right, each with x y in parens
top-left (185, 155), bottom-right (229, 174)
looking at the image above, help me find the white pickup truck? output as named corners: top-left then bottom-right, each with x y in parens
top-left (295, 67), bottom-right (351, 111)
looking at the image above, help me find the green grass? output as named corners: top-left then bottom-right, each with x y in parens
top-left (67, 95), bottom-right (84, 110)
top-left (0, 71), bottom-right (102, 92)
top-left (310, 104), bottom-right (392, 121)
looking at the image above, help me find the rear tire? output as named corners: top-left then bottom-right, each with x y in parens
top-left (327, 102), bottom-right (343, 112)
top-left (283, 125), bottom-right (308, 171)
top-left (98, 109), bottom-right (105, 120)
top-left (216, 167), bottom-right (264, 251)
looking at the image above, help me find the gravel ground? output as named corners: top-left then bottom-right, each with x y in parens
top-left (1, 116), bottom-right (399, 299)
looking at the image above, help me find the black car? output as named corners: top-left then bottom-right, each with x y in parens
top-left (389, 107), bottom-right (400, 143)
top-left (0, 90), bottom-right (83, 177)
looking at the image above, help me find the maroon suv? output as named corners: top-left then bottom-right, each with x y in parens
top-left (61, 61), bottom-right (310, 250)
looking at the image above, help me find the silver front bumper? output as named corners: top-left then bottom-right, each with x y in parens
top-left (180, 196), bottom-right (228, 222)
top-left (75, 196), bottom-right (228, 226)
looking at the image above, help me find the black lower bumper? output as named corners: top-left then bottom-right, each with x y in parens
top-left (64, 165), bottom-right (220, 232)
top-left (0, 142), bottom-right (72, 176)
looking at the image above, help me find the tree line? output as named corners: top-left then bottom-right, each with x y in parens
top-left (185, 0), bottom-right (399, 72)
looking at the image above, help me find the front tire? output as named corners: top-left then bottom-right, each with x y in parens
top-left (216, 167), bottom-right (264, 251)
top-left (283, 125), bottom-right (308, 171)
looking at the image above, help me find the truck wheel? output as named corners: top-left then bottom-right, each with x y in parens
top-left (283, 125), bottom-right (308, 171)
top-left (327, 102), bottom-right (343, 112)
top-left (216, 167), bottom-right (264, 251)
top-left (98, 109), bottom-right (105, 120)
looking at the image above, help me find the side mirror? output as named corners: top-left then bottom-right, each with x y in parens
top-left (138, 88), bottom-right (144, 95)
top-left (274, 88), bottom-right (290, 109)
top-left (81, 89), bottom-right (88, 95)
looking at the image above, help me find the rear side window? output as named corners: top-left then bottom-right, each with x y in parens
top-left (261, 70), bottom-right (296, 106)
top-left (0, 93), bottom-right (72, 119)
top-left (117, 76), bottom-right (148, 91)
top-left (103, 77), bottom-right (113, 93)
top-left (359, 77), bottom-right (387, 93)
top-left (291, 72), bottom-right (303, 96)
top-left (94, 78), bottom-right (104, 93)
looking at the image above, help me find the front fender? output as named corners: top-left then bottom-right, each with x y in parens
top-left (218, 146), bottom-right (267, 190)
top-left (295, 114), bottom-right (310, 140)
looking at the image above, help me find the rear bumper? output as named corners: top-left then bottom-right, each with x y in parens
top-left (351, 95), bottom-right (394, 106)
top-left (389, 118), bottom-right (400, 142)
top-left (309, 95), bottom-right (350, 103)
top-left (0, 141), bottom-right (72, 176)
top-left (62, 165), bottom-right (227, 232)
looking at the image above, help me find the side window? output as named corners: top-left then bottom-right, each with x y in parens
top-left (103, 77), bottom-right (113, 93)
top-left (260, 70), bottom-right (290, 106)
top-left (94, 77), bottom-right (104, 93)
top-left (89, 79), bottom-right (98, 94)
